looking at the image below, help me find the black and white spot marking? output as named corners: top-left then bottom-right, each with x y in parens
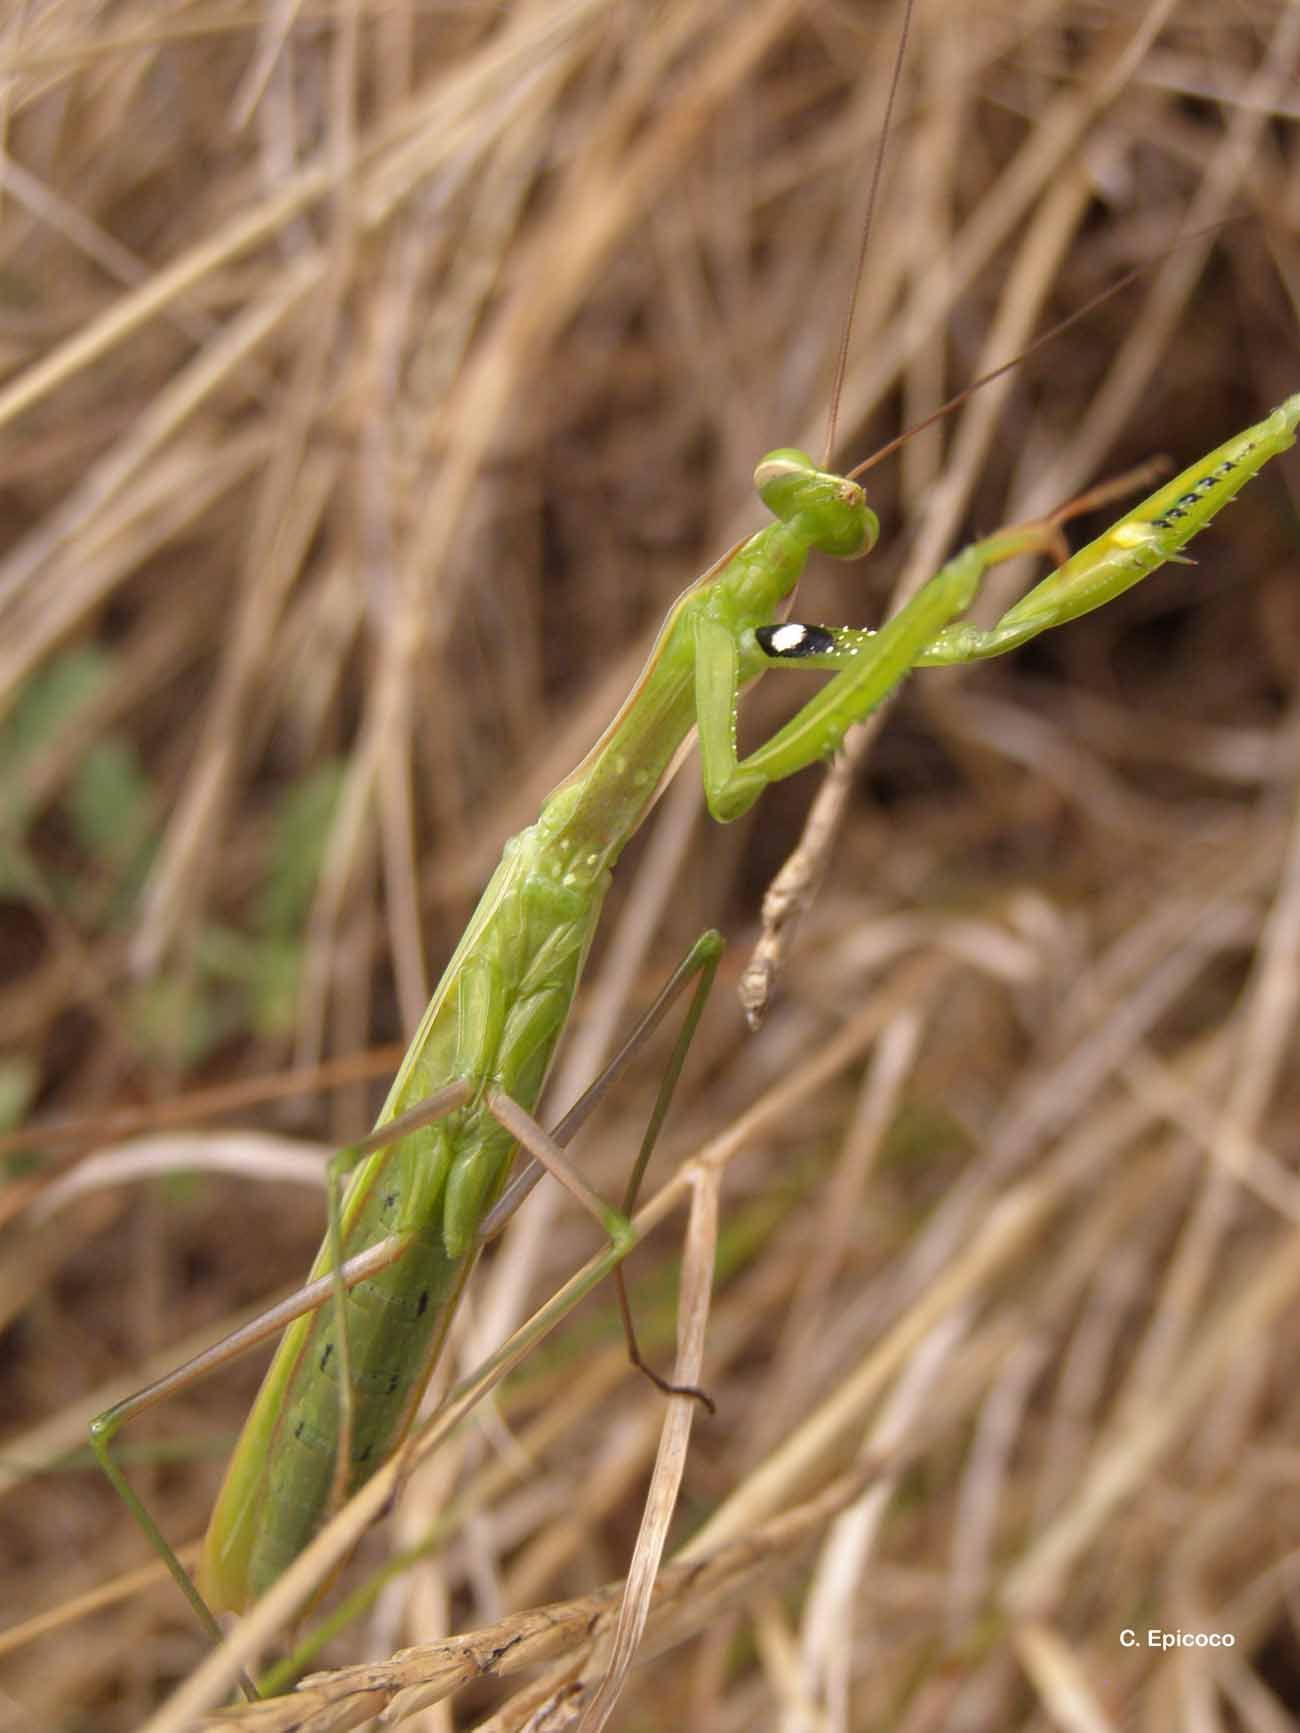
top-left (756, 622), bottom-right (836, 659)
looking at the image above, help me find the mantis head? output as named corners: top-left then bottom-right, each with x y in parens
top-left (754, 448), bottom-right (879, 561)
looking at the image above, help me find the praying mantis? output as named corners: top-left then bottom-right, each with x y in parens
top-left (96, 382), bottom-right (1300, 1608)
top-left (88, 385), bottom-right (1300, 1706)
top-left (5, 3), bottom-right (1296, 1733)
top-left (92, 235), bottom-right (1300, 1670)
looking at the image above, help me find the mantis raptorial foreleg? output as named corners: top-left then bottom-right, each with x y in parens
top-left (697, 397), bottom-right (1300, 826)
top-left (697, 518), bottom-right (1060, 823)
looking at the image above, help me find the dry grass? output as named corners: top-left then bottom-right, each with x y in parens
top-left (3, 1), bottom-right (1300, 1728)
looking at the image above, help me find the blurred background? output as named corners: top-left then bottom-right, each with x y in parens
top-left (2, 2), bottom-right (1299, 1728)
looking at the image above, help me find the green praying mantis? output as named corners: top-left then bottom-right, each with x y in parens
top-left (78, 0), bottom-right (1300, 1697)
top-left (91, 381), bottom-right (1300, 1639)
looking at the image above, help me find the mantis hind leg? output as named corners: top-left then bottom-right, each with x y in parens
top-left (87, 1226), bottom-right (416, 1695)
top-left (88, 939), bottom-right (722, 1667)
top-left (87, 1081), bottom-right (474, 1692)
